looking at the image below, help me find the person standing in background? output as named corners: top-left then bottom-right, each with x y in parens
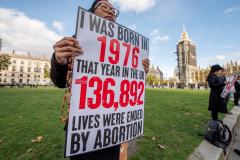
top-left (206, 65), bottom-right (229, 120)
top-left (234, 76), bottom-right (240, 106)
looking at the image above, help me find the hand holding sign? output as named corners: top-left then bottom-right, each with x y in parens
top-left (225, 81), bottom-right (229, 85)
top-left (53, 37), bottom-right (83, 64)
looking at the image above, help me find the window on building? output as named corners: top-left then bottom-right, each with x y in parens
top-left (12, 74), bottom-right (15, 77)
top-left (38, 75), bottom-right (40, 78)
top-left (13, 60), bottom-right (16, 63)
top-left (34, 68), bottom-right (41, 73)
top-left (27, 79), bottom-right (30, 83)
top-left (2, 66), bottom-right (8, 70)
top-left (0, 78), bottom-right (2, 82)
top-left (20, 67), bottom-right (23, 71)
top-left (21, 60), bottom-right (24, 64)
top-left (28, 68), bottom-right (31, 72)
top-left (19, 79), bottom-right (22, 83)
top-left (0, 73), bottom-right (2, 76)
top-left (12, 66), bottom-right (15, 71)
top-left (27, 74), bottom-right (30, 77)
top-left (4, 78), bottom-right (7, 82)
top-left (37, 62), bottom-right (40, 66)
top-left (43, 80), bottom-right (46, 82)
top-left (11, 79), bottom-right (14, 83)
top-left (4, 73), bottom-right (7, 76)
top-left (28, 61), bottom-right (31, 65)
top-left (20, 74), bottom-right (23, 77)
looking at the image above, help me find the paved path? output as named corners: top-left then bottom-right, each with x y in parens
top-left (228, 122), bottom-right (240, 159)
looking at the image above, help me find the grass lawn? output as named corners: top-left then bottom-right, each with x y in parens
top-left (0, 87), bottom-right (235, 160)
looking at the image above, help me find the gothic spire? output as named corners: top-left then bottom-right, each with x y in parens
top-left (181, 24), bottom-right (188, 40)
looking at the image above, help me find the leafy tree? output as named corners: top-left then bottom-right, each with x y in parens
top-left (168, 77), bottom-right (176, 83)
top-left (146, 74), bottom-right (159, 85)
top-left (0, 54), bottom-right (11, 71)
top-left (44, 64), bottom-right (51, 78)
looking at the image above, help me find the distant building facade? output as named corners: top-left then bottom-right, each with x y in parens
top-left (194, 60), bottom-right (240, 83)
top-left (0, 50), bottom-right (51, 84)
top-left (176, 25), bottom-right (197, 84)
top-left (147, 65), bottom-right (164, 80)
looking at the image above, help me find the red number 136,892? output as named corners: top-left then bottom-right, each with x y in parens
top-left (75, 76), bottom-right (144, 110)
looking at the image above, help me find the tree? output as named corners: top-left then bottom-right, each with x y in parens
top-left (0, 54), bottom-right (11, 71)
top-left (44, 64), bottom-right (51, 78)
top-left (146, 74), bottom-right (159, 85)
top-left (168, 77), bottom-right (176, 83)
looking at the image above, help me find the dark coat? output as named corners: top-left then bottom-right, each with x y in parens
top-left (235, 80), bottom-right (240, 92)
top-left (207, 74), bottom-right (228, 113)
top-left (50, 53), bottom-right (68, 88)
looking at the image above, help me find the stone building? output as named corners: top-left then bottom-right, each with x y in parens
top-left (175, 25), bottom-right (197, 84)
top-left (147, 65), bottom-right (163, 80)
top-left (0, 50), bottom-right (51, 84)
top-left (190, 60), bottom-right (240, 83)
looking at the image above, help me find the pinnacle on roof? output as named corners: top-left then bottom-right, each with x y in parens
top-left (181, 24), bottom-right (188, 40)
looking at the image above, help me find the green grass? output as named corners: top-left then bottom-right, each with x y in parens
top-left (0, 88), bottom-right (235, 160)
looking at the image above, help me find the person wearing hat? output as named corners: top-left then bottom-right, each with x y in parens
top-left (234, 76), bottom-right (240, 106)
top-left (206, 65), bottom-right (229, 120)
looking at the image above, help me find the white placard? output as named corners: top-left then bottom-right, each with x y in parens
top-left (65, 7), bottom-right (149, 157)
top-left (221, 73), bottom-right (238, 98)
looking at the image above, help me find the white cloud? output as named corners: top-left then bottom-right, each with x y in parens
top-left (153, 35), bottom-right (169, 41)
top-left (216, 55), bottom-right (227, 60)
top-left (217, 28), bottom-right (221, 31)
top-left (202, 52), bottom-right (240, 62)
top-left (53, 20), bottom-right (64, 33)
top-left (110, 0), bottom-right (156, 13)
top-left (203, 55), bottom-right (227, 62)
top-left (128, 24), bottom-right (136, 31)
top-left (150, 29), bottom-right (159, 36)
top-left (0, 7), bottom-right (62, 57)
top-left (153, 47), bottom-right (159, 50)
top-left (221, 46), bottom-right (234, 48)
top-left (223, 6), bottom-right (240, 15)
top-left (149, 57), bottom-right (155, 60)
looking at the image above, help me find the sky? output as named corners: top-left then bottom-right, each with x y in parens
top-left (0, 0), bottom-right (240, 78)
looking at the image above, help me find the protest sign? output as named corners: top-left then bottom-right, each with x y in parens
top-left (226, 77), bottom-right (236, 93)
top-left (221, 73), bottom-right (238, 98)
top-left (64, 7), bottom-right (149, 157)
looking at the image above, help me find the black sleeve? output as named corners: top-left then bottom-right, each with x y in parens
top-left (208, 75), bottom-right (225, 89)
top-left (235, 81), bottom-right (240, 90)
top-left (50, 53), bottom-right (68, 88)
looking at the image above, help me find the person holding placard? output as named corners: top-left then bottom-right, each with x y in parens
top-left (206, 65), bottom-right (229, 120)
top-left (234, 76), bottom-right (240, 106)
top-left (50, 0), bottom-right (150, 159)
